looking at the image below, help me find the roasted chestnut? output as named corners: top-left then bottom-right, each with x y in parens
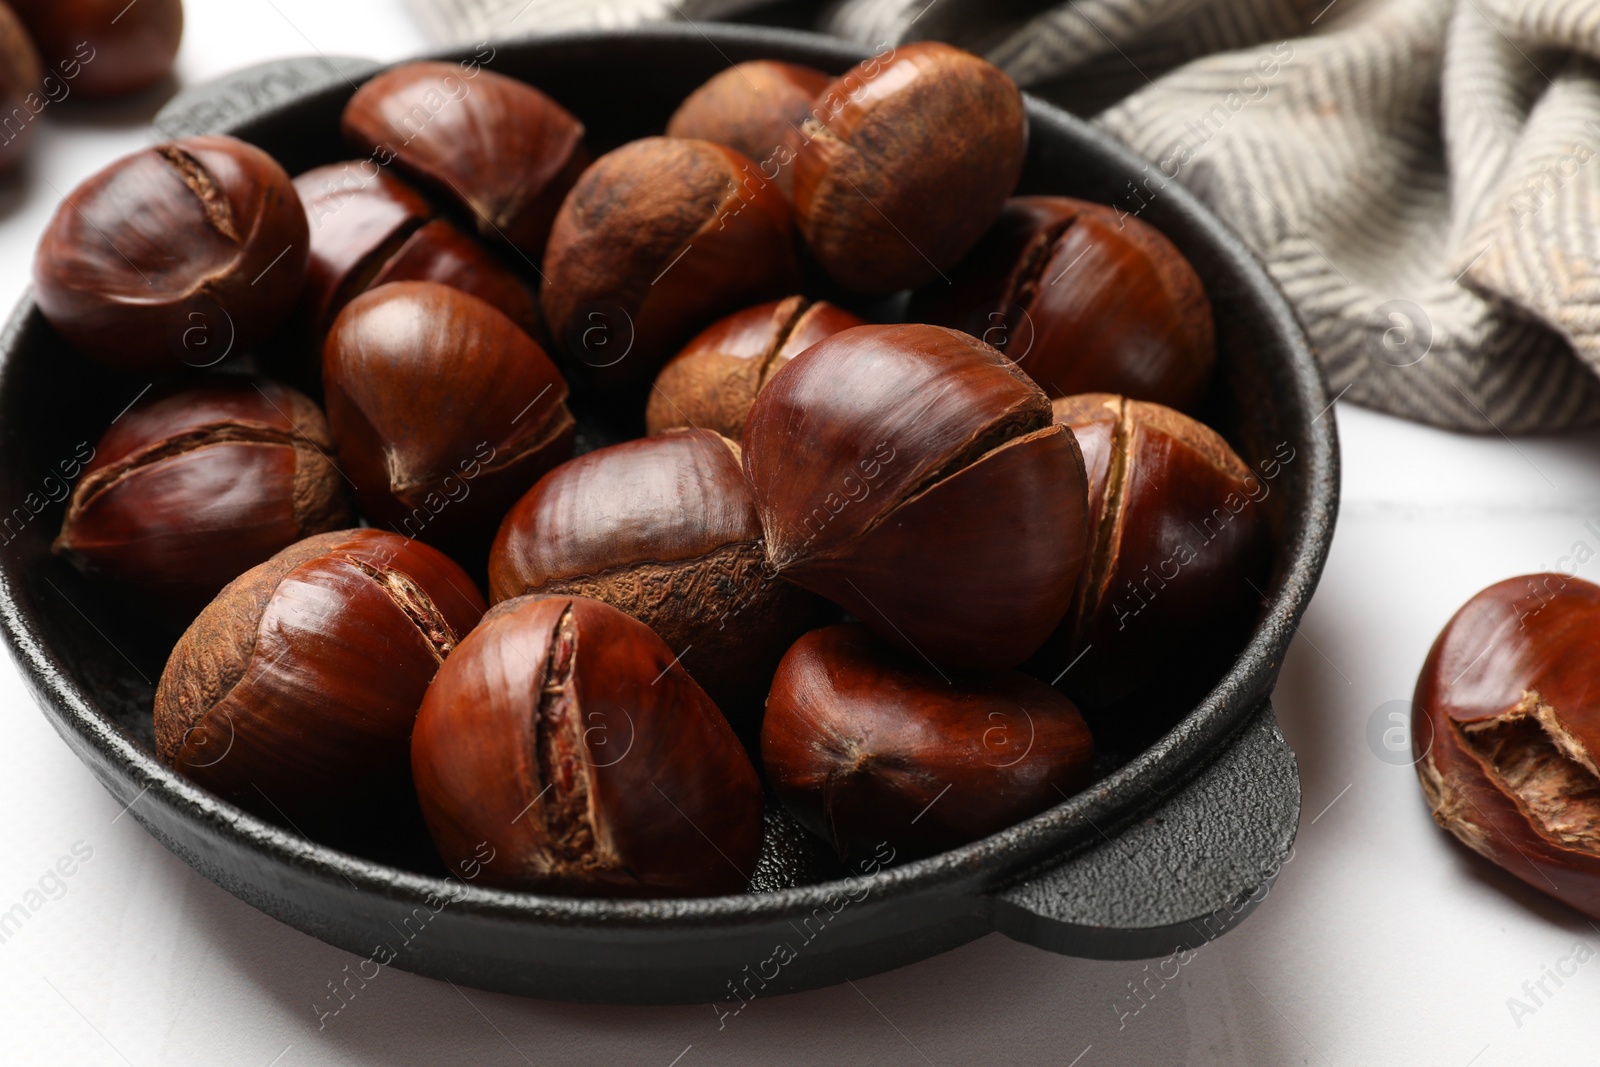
top-left (155, 529), bottom-right (485, 832)
top-left (10, 0), bottom-right (182, 100)
top-left (1414, 574), bottom-right (1600, 919)
top-left (665, 60), bottom-right (830, 195)
top-left (342, 62), bottom-right (588, 259)
top-left (322, 281), bottom-right (574, 551)
top-left (489, 428), bottom-right (826, 722)
top-left (295, 162), bottom-right (543, 341)
top-left (645, 295), bottom-right (865, 439)
top-left (541, 137), bottom-right (800, 389)
top-left (0, 2), bottom-right (42, 172)
top-left (1035, 394), bottom-right (1271, 713)
top-left (53, 377), bottom-right (352, 621)
top-left (411, 594), bottom-right (763, 897)
top-left (792, 42), bottom-right (1026, 294)
top-left (33, 135), bottom-right (310, 373)
top-left (910, 197), bottom-right (1215, 410)
top-left (742, 323), bottom-right (1089, 671)
top-left (763, 624), bottom-right (1094, 859)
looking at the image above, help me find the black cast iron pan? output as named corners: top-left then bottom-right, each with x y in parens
top-left (0, 25), bottom-right (1338, 1004)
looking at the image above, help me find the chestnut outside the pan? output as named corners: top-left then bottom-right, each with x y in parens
top-left (0, 26), bottom-right (1338, 1003)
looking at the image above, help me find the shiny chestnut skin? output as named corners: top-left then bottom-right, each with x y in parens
top-left (762, 624), bottom-right (1094, 859)
top-left (322, 281), bottom-right (574, 552)
top-left (743, 324), bottom-right (1089, 672)
top-left (34, 135), bottom-right (310, 373)
top-left (910, 197), bottom-right (1215, 410)
top-left (645, 295), bottom-right (865, 439)
top-left (792, 42), bottom-right (1026, 294)
top-left (10, 0), bottom-right (182, 100)
top-left (1036, 394), bottom-right (1270, 713)
top-left (155, 529), bottom-right (485, 832)
top-left (53, 377), bottom-right (352, 621)
top-left (489, 428), bottom-right (826, 723)
top-left (666, 61), bottom-right (830, 196)
top-left (541, 137), bottom-right (801, 389)
top-left (0, 2), bottom-right (42, 172)
top-left (294, 162), bottom-right (542, 341)
top-left (411, 594), bottom-right (763, 897)
top-left (342, 62), bottom-right (588, 259)
top-left (1414, 574), bottom-right (1600, 919)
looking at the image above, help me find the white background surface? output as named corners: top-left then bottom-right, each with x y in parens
top-left (4, 2), bottom-right (1600, 1064)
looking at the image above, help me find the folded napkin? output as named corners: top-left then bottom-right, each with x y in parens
top-left (410, 0), bottom-right (1600, 432)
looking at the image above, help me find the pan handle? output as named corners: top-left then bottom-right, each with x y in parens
top-left (990, 699), bottom-right (1299, 960)
top-left (154, 55), bottom-right (379, 140)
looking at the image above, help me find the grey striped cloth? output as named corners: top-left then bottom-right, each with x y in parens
top-left (410, 0), bottom-right (1600, 433)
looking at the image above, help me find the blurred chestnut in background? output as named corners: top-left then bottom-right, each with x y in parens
top-left (763, 624), bottom-right (1094, 859)
top-left (489, 428), bottom-right (826, 723)
top-left (155, 529), bottom-right (485, 833)
top-left (742, 324), bottom-right (1089, 672)
top-left (53, 377), bottom-right (351, 621)
top-left (10, 0), bottom-right (182, 100)
top-left (541, 137), bottom-right (800, 389)
top-left (294, 162), bottom-right (542, 341)
top-left (33, 135), bottom-right (309, 373)
top-left (322, 281), bottom-right (573, 552)
top-left (1036, 394), bottom-right (1270, 714)
top-left (911, 197), bottom-right (1215, 410)
top-left (342, 62), bottom-right (587, 259)
top-left (666, 60), bottom-right (830, 196)
top-left (0, 2), bottom-right (42, 172)
top-left (792, 42), bottom-right (1025, 294)
top-left (646, 295), bottom-right (864, 439)
top-left (411, 595), bottom-right (763, 897)
top-left (1414, 574), bottom-right (1600, 919)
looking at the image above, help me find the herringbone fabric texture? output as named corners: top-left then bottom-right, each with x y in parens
top-left (411, 0), bottom-right (1600, 432)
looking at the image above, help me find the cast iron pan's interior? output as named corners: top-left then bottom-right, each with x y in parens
top-left (0, 26), bottom-right (1334, 937)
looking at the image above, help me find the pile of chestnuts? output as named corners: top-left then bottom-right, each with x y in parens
top-left (36, 43), bottom-right (1273, 898)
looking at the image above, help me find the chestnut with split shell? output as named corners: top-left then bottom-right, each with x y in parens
top-left (489, 428), bottom-right (827, 723)
top-left (1414, 574), bottom-right (1600, 919)
top-left (741, 323), bottom-right (1089, 672)
top-left (53, 377), bottom-right (352, 621)
top-left (645, 295), bottom-right (866, 439)
top-left (154, 529), bottom-right (485, 834)
top-left (762, 624), bottom-right (1094, 859)
top-left (909, 197), bottom-right (1215, 410)
top-left (411, 594), bottom-right (763, 897)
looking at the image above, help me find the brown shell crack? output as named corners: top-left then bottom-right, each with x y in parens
top-left (1073, 396), bottom-right (1131, 646)
top-left (339, 554), bottom-right (460, 663)
top-left (1005, 215), bottom-right (1079, 315)
top-left (533, 604), bottom-right (598, 868)
top-left (1457, 690), bottom-right (1600, 853)
top-left (754, 296), bottom-right (812, 388)
top-left (159, 145), bottom-right (241, 243)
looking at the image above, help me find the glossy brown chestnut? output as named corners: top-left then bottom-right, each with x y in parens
top-left (411, 594), bottom-right (763, 897)
top-left (10, 0), bottom-right (182, 100)
top-left (541, 137), bottom-right (800, 388)
top-left (762, 624), bottom-right (1094, 859)
top-left (791, 42), bottom-right (1025, 294)
top-left (910, 197), bottom-right (1215, 410)
top-left (322, 281), bottom-right (574, 551)
top-left (665, 60), bottom-right (830, 196)
top-left (645, 295), bottom-right (865, 439)
top-left (33, 135), bottom-right (310, 373)
top-left (341, 62), bottom-right (588, 258)
top-left (1036, 394), bottom-right (1271, 712)
top-left (742, 323), bottom-right (1089, 672)
top-left (1413, 574), bottom-right (1600, 919)
top-left (53, 377), bottom-right (352, 620)
top-left (0, 2), bottom-right (42, 173)
top-left (154, 529), bottom-right (486, 832)
top-left (489, 428), bottom-right (826, 721)
top-left (294, 162), bottom-right (543, 341)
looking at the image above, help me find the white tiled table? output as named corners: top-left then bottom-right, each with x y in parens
top-left (3, 3), bottom-right (1597, 1063)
